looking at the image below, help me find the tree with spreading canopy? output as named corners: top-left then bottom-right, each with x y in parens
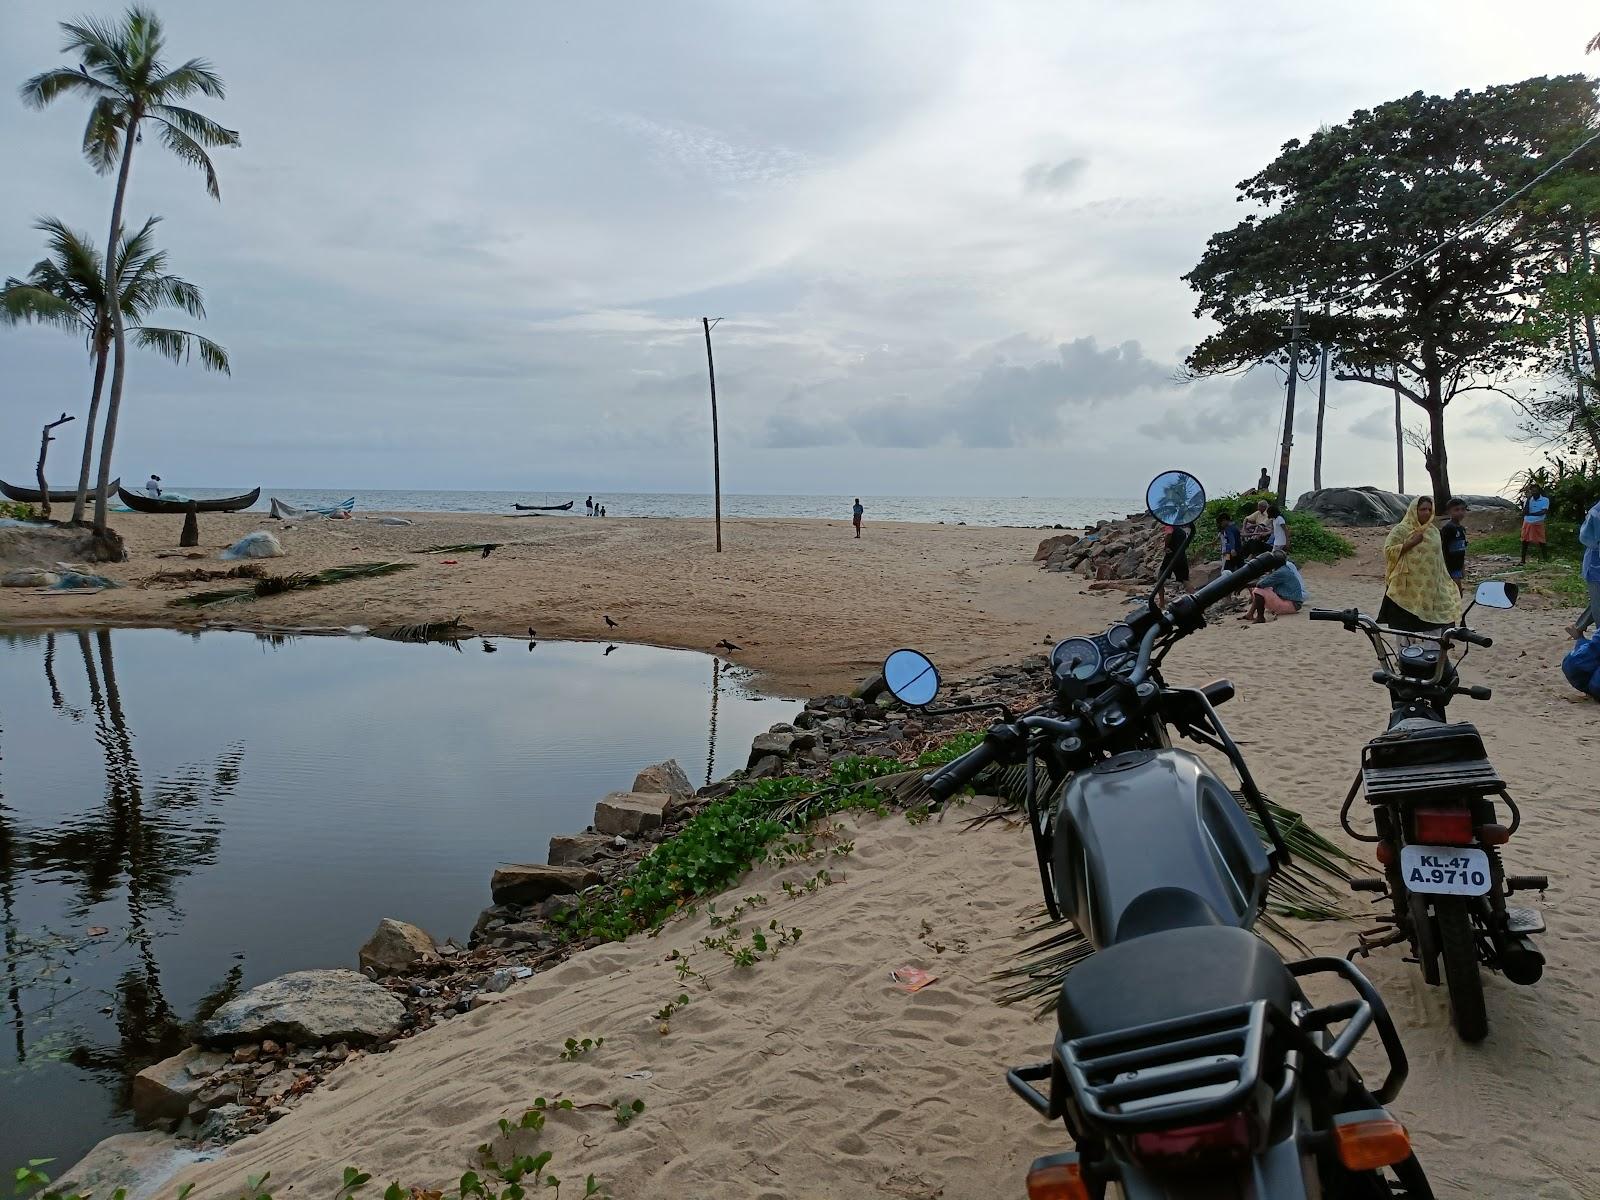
top-left (1183, 75), bottom-right (1599, 504)
top-left (2, 217), bottom-right (229, 522)
top-left (20, 4), bottom-right (237, 534)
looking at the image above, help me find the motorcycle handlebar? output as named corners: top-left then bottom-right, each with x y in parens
top-left (924, 737), bottom-right (1002, 801)
top-left (1452, 628), bottom-right (1493, 648)
top-left (1170, 550), bottom-right (1287, 626)
top-left (1309, 607), bottom-right (1356, 624)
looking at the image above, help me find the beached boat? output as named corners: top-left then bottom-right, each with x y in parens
top-left (117, 486), bottom-right (261, 513)
top-left (0, 477), bottom-right (120, 504)
top-left (513, 500), bottom-right (575, 511)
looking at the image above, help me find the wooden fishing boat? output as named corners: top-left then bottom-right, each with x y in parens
top-left (117, 486), bottom-right (261, 513)
top-left (0, 477), bottom-right (119, 504)
top-left (512, 500), bottom-right (574, 511)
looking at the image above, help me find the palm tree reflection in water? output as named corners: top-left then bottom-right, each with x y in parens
top-left (0, 630), bottom-right (245, 1110)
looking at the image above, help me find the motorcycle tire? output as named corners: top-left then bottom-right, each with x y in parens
top-left (1435, 897), bottom-right (1488, 1042)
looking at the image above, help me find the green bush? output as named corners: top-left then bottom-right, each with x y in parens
top-left (0, 500), bottom-right (40, 521)
top-left (1549, 470), bottom-right (1600, 523)
top-left (1189, 489), bottom-right (1354, 565)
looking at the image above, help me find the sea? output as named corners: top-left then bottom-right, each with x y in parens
top-left (160, 489), bottom-right (1140, 529)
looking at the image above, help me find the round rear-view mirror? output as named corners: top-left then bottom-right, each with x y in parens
top-left (882, 648), bottom-right (940, 707)
top-left (1474, 580), bottom-right (1519, 610)
top-left (1145, 470), bottom-right (1207, 527)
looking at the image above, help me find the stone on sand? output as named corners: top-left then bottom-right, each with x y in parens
top-left (490, 863), bottom-right (601, 905)
top-left (357, 917), bottom-right (439, 976)
top-left (593, 791), bottom-right (671, 836)
top-left (129, 1046), bottom-right (231, 1122)
top-left (200, 969), bottom-right (406, 1048)
top-left (631, 758), bottom-right (694, 802)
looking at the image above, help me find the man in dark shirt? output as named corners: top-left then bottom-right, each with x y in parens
top-left (1217, 511), bottom-right (1243, 572)
top-left (1440, 497), bottom-right (1469, 593)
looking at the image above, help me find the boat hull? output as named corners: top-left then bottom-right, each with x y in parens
top-left (117, 486), bottom-right (261, 514)
top-left (0, 477), bottom-right (120, 504)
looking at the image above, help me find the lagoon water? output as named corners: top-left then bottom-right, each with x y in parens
top-left (0, 628), bottom-right (793, 1170)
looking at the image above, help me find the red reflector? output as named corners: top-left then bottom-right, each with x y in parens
top-left (1132, 1112), bottom-right (1251, 1167)
top-left (1375, 841), bottom-right (1395, 866)
top-left (1413, 806), bottom-right (1473, 847)
top-left (1478, 823), bottom-right (1511, 846)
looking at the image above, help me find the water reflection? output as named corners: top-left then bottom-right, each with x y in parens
top-left (0, 628), bottom-right (790, 1167)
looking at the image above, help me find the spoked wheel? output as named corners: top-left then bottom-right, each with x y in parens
top-left (1434, 897), bottom-right (1487, 1042)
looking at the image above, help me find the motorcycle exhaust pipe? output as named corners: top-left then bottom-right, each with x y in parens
top-left (1499, 935), bottom-right (1544, 986)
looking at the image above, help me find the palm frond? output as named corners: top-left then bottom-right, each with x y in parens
top-left (151, 100), bottom-right (236, 146)
top-left (414, 542), bottom-right (519, 554)
top-left (370, 617), bottom-right (470, 644)
top-left (153, 118), bottom-right (221, 199)
top-left (82, 94), bottom-right (126, 173)
top-left (0, 281), bottom-right (86, 332)
top-left (172, 562), bottom-right (416, 608)
top-left (17, 67), bottom-right (112, 110)
top-left (131, 327), bottom-right (229, 373)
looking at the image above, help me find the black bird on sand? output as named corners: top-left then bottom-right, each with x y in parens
top-left (481, 543), bottom-right (499, 558)
top-left (527, 627), bottom-right (536, 639)
top-left (716, 639), bottom-right (742, 652)
top-left (604, 615), bottom-right (619, 629)
top-left (604, 644), bottom-right (618, 656)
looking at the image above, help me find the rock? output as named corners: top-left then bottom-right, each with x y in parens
top-left (484, 968), bottom-right (516, 993)
top-left (491, 863), bottom-right (601, 905)
top-left (200, 969), bottom-right (407, 1048)
top-left (792, 710), bottom-right (818, 729)
top-left (253, 1068), bottom-right (301, 1098)
top-left (199, 1103), bottom-right (252, 1143)
top-left (547, 832), bottom-right (613, 866)
top-left (357, 918), bottom-right (439, 976)
top-left (631, 759), bottom-right (694, 802)
top-left (51, 1131), bottom-right (196, 1199)
top-left (260, 1039), bottom-right (283, 1056)
top-left (1033, 532), bottom-right (1080, 561)
top-left (231, 1044), bottom-right (259, 1064)
top-left (533, 893), bottom-right (577, 919)
top-left (1292, 486), bottom-right (1409, 525)
top-left (129, 1047), bottom-right (231, 1122)
top-left (498, 919), bottom-right (557, 946)
top-left (747, 730), bottom-right (796, 765)
top-left (747, 754), bottom-right (783, 779)
top-left (1, 567), bottom-right (60, 587)
top-left (593, 791), bottom-right (671, 835)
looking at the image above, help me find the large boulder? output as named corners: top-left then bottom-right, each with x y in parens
top-left (357, 918), bottom-right (439, 976)
top-left (1459, 494), bottom-right (1519, 514)
top-left (1293, 487), bottom-right (1410, 525)
top-left (490, 863), bottom-right (601, 905)
top-left (129, 1046), bottom-right (230, 1122)
top-left (631, 758), bottom-right (694, 802)
top-left (747, 729), bottom-right (796, 766)
top-left (199, 970), bottom-right (406, 1048)
top-left (548, 832), bottom-right (612, 866)
top-left (594, 791), bottom-right (671, 835)
top-left (1033, 532), bottom-right (1080, 561)
top-left (50, 1131), bottom-right (197, 1200)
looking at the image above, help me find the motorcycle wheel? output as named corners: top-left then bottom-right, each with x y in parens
top-left (1435, 897), bottom-right (1488, 1042)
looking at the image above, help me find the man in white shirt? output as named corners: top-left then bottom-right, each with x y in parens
top-left (144, 474), bottom-right (163, 498)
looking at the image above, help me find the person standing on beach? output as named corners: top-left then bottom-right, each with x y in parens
top-left (1379, 497), bottom-right (1458, 633)
top-left (1521, 484), bottom-right (1549, 564)
top-left (1268, 504), bottom-right (1290, 554)
top-left (1568, 492), bottom-right (1600, 639)
top-left (1439, 497), bottom-right (1469, 595)
top-left (1256, 467), bottom-right (1271, 493)
top-left (144, 474), bottom-right (162, 498)
top-left (852, 498), bottom-right (864, 538)
top-left (1217, 510), bottom-right (1243, 573)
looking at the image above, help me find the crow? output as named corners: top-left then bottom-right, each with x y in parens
top-left (481, 543), bottom-right (499, 558)
top-left (604, 644), bottom-right (618, 656)
top-left (716, 639), bottom-right (742, 652)
top-left (604, 614), bottom-right (619, 629)
top-left (527, 627), bottom-right (537, 638)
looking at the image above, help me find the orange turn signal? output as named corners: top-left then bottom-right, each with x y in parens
top-left (1026, 1158), bottom-right (1090, 1200)
top-left (1334, 1116), bottom-right (1412, 1171)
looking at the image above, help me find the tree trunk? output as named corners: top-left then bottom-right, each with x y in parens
top-left (72, 342), bottom-right (110, 524)
top-left (1392, 367), bottom-right (1404, 493)
top-left (1426, 400), bottom-right (1450, 506)
top-left (92, 123), bottom-right (139, 536)
top-left (35, 414), bottom-right (74, 521)
top-left (1313, 338), bottom-right (1329, 491)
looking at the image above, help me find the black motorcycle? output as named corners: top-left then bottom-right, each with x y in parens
top-left (1309, 591), bottom-right (1548, 1043)
top-left (882, 471), bottom-right (1431, 1199)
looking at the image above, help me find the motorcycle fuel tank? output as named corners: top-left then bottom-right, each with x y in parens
top-left (1052, 748), bottom-right (1271, 948)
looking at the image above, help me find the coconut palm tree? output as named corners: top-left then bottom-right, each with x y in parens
top-left (20, 6), bottom-right (237, 534)
top-left (1, 217), bottom-right (229, 523)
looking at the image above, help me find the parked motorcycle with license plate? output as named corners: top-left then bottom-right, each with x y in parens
top-left (884, 471), bottom-right (1432, 1199)
top-left (1309, 591), bottom-right (1548, 1043)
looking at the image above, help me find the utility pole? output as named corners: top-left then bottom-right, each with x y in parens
top-left (702, 317), bottom-right (724, 553)
top-left (1392, 364), bottom-right (1405, 493)
top-left (1274, 298), bottom-right (1304, 504)
top-left (1312, 302), bottom-right (1329, 492)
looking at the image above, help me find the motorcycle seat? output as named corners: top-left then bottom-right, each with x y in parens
top-left (1057, 925), bottom-right (1298, 1042)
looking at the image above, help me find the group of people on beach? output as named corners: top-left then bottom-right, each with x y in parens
top-left (1158, 496), bottom-right (1300, 622)
top-left (584, 496), bottom-right (607, 517)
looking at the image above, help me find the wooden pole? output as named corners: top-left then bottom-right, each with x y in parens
top-left (1274, 298), bottom-right (1303, 504)
top-left (702, 317), bottom-right (723, 553)
top-left (35, 412), bottom-right (75, 521)
top-left (1392, 365), bottom-right (1405, 493)
top-left (1313, 302), bottom-right (1329, 491)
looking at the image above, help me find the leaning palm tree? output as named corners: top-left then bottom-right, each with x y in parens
top-left (20, 5), bottom-right (237, 534)
top-left (1, 216), bottom-right (229, 523)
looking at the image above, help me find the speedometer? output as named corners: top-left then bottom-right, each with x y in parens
top-left (1051, 637), bottom-right (1103, 681)
top-left (1104, 623), bottom-right (1135, 652)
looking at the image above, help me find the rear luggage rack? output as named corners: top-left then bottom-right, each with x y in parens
top-left (1361, 722), bottom-right (1502, 800)
top-left (1059, 1002), bottom-right (1265, 1129)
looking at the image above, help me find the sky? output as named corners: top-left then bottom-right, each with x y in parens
top-left (1, 1), bottom-right (1595, 499)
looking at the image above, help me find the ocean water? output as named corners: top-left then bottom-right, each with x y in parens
top-left (160, 489), bottom-right (1140, 529)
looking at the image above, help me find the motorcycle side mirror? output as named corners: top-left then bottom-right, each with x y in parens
top-left (1145, 469), bottom-right (1208, 527)
top-left (882, 648), bottom-right (941, 708)
top-left (1473, 580), bottom-right (1519, 610)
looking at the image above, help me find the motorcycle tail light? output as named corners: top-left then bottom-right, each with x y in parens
top-left (1413, 806), bottom-right (1473, 847)
top-left (1333, 1114), bottom-right (1412, 1171)
top-left (1478, 823), bottom-right (1511, 845)
top-left (1025, 1153), bottom-right (1090, 1200)
top-left (1131, 1111), bottom-right (1251, 1168)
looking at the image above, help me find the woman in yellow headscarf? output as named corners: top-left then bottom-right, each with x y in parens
top-left (1379, 497), bottom-right (1461, 631)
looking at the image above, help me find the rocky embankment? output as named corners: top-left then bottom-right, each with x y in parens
top-left (1033, 513), bottom-right (1171, 586)
top-left (57, 657), bottom-right (1052, 1191)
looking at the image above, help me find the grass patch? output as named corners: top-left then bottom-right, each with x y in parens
top-left (1469, 522), bottom-right (1587, 603)
top-left (0, 500), bottom-right (41, 521)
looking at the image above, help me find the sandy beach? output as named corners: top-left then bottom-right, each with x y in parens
top-left (8, 512), bottom-right (1599, 1197)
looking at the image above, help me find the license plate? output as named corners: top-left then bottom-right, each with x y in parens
top-left (1401, 844), bottom-right (1491, 897)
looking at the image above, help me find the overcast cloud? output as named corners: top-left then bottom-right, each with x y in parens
top-left (1, 1), bottom-right (1591, 498)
